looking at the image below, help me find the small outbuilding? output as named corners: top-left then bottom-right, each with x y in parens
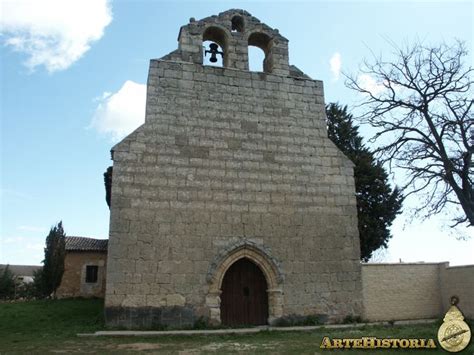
top-left (56, 236), bottom-right (108, 298)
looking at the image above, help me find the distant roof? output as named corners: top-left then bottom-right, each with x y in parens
top-left (65, 236), bottom-right (108, 252)
top-left (0, 265), bottom-right (42, 277)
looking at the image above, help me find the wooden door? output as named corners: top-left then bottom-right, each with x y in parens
top-left (220, 258), bottom-right (269, 326)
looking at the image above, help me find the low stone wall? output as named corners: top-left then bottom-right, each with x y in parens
top-left (361, 262), bottom-right (473, 322)
top-left (440, 264), bottom-right (474, 319)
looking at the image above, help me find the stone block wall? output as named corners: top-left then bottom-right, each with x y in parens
top-left (56, 251), bottom-right (107, 298)
top-left (362, 263), bottom-right (443, 321)
top-left (362, 262), bottom-right (474, 321)
top-left (105, 58), bottom-right (363, 328)
top-left (440, 264), bottom-right (474, 319)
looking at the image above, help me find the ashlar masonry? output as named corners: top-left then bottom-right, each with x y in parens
top-left (105, 9), bottom-right (363, 328)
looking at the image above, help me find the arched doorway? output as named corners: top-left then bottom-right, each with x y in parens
top-left (206, 242), bottom-right (284, 325)
top-left (220, 258), bottom-right (269, 326)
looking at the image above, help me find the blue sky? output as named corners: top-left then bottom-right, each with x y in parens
top-left (1, 0), bottom-right (473, 266)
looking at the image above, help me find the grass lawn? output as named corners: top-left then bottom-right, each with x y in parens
top-left (1, 298), bottom-right (472, 354)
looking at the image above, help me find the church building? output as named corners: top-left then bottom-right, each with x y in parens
top-left (105, 9), bottom-right (363, 328)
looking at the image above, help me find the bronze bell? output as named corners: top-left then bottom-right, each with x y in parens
top-left (205, 42), bottom-right (223, 63)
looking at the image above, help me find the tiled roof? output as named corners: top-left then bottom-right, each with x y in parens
top-left (65, 236), bottom-right (108, 252)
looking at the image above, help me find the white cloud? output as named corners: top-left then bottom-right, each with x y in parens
top-left (17, 226), bottom-right (47, 232)
top-left (0, 0), bottom-right (112, 72)
top-left (90, 80), bottom-right (147, 141)
top-left (357, 74), bottom-right (386, 95)
top-left (329, 52), bottom-right (342, 81)
top-left (3, 236), bottom-right (23, 244)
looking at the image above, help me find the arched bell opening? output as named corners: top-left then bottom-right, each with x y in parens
top-left (248, 46), bottom-right (266, 72)
top-left (203, 26), bottom-right (229, 67)
top-left (231, 15), bottom-right (244, 33)
top-left (248, 32), bottom-right (273, 73)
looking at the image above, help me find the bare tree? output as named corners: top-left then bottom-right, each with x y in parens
top-left (346, 40), bottom-right (473, 227)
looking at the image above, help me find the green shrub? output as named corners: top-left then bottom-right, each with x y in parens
top-left (0, 265), bottom-right (15, 299)
top-left (342, 314), bottom-right (363, 324)
top-left (273, 314), bottom-right (326, 327)
top-left (193, 317), bottom-right (209, 329)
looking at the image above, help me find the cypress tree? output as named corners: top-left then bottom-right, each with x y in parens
top-left (104, 166), bottom-right (113, 208)
top-left (326, 103), bottom-right (403, 261)
top-left (41, 221), bottom-right (66, 297)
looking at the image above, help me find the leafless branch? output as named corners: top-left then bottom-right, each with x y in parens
top-left (345, 40), bottom-right (473, 227)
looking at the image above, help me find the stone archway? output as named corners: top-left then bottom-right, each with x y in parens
top-left (206, 242), bottom-right (284, 325)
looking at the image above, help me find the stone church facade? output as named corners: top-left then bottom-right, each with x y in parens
top-left (105, 9), bottom-right (363, 328)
